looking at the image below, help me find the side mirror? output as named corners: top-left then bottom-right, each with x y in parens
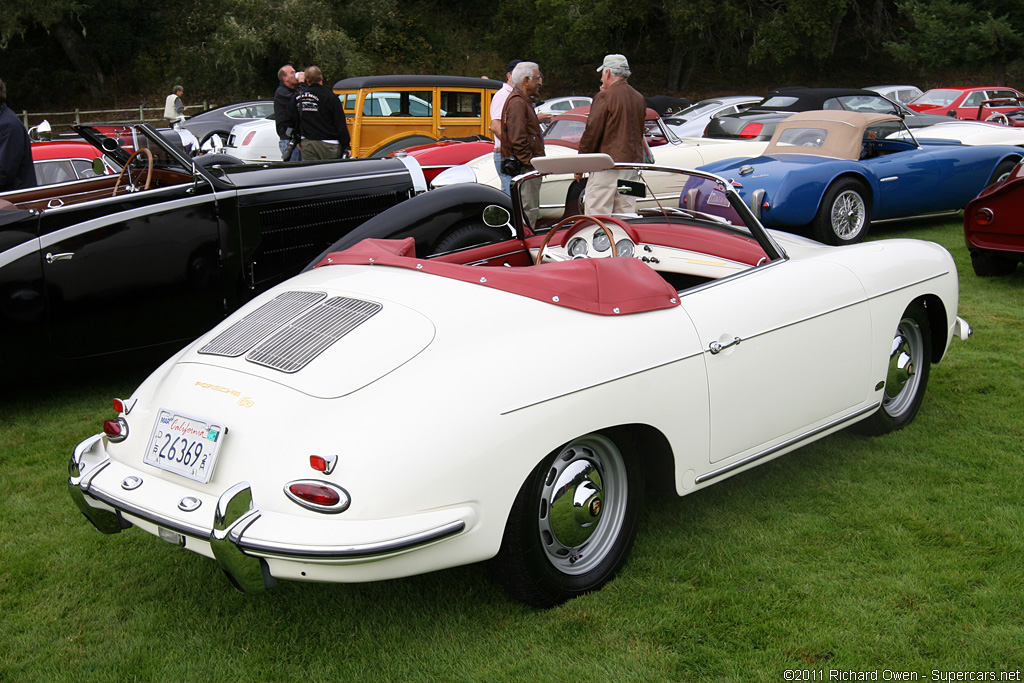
top-left (101, 137), bottom-right (121, 152)
top-left (482, 205), bottom-right (514, 237)
top-left (91, 157), bottom-right (105, 176)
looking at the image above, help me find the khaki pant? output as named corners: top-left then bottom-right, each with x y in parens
top-left (584, 169), bottom-right (639, 215)
top-left (301, 139), bottom-right (342, 160)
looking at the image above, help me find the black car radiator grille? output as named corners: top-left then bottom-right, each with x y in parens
top-left (255, 190), bottom-right (406, 277)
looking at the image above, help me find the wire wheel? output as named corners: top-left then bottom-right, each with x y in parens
top-left (830, 189), bottom-right (866, 240)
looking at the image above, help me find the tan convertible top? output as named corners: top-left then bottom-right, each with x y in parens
top-left (764, 110), bottom-right (905, 160)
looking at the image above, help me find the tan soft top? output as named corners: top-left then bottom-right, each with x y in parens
top-left (764, 110), bottom-right (904, 160)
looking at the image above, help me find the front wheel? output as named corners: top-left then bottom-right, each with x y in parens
top-left (812, 178), bottom-right (871, 245)
top-left (858, 303), bottom-right (931, 435)
top-left (986, 159), bottom-right (1018, 188)
top-left (490, 432), bottom-right (644, 607)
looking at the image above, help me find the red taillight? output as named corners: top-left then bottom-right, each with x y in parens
top-left (310, 456), bottom-right (328, 472)
top-left (284, 480), bottom-right (350, 513)
top-left (739, 122), bottom-right (764, 139)
top-left (112, 397), bottom-right (135, 414)
top-left (975, 208), bottom-right (995, 226)
top-left (241, 131), bottom-right (257, 146)
top-left (104, 417), bottom-right (128, 442)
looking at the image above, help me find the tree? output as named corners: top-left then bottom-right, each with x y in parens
top-left (887, 0), bottom-right (1024, 84)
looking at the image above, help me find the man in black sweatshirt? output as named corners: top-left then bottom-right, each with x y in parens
top-left (294, 66), bottom-right (350, 160)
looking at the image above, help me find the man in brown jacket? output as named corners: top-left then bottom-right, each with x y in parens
top-left (578, 54), bottom-right (646, 215)
top-left (500, 61), bottom-right (545, 223)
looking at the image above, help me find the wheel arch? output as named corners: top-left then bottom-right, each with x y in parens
top-left (916, 294), bottom-right (949, 364)
top-left (600, 423), bottom-right (677, 495)
top-left (814, 171), bottom-right (874, 216)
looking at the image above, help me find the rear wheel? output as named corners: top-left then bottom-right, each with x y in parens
top-left (430, 221), bottom-right (509, 255)
top-left (812, 178), bottom-right (871, 245)
top-left (858, 303), bottom-right (931, 435)
top-left (490, 432), bottom-right (644, 607)
top-left (986, 159), bottom-right (1018, 188)
top-left (970, 248), bottom-right (1018, 277)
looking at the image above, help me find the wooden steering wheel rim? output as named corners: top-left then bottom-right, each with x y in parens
top-left (114, 147), bottom-right (154, 195)
top-left (535, 214), bottom-right (618, 264)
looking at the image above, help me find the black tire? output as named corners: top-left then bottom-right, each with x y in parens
top-left (430, 221), bottom-right (509, 255)
top-left (490, 431), bottom-right (644, 607)
top-left (200, 130), bottom-right (229, 147)
top-left (970, 248), bottom-right (1018, 277)
top-left (812, 178), bottom-right (871, 245)
top-left (858, 303), bottom-right (931, 435)
top-left (986, 159), bottom-right (1019, 188)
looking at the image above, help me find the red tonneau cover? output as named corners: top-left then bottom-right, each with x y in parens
top-left (317, 238), bottom-right (680, 315)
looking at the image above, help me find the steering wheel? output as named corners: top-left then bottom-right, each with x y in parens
top-left (113, 147), bottom-right (154, 195)
top-left (535, 214), bottom-right (619, 264)
top-left (986, 112), bottom-right (1012, 126)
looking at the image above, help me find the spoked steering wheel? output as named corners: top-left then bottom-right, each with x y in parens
top-left (113, 147), bottom-right (154, 195)
top-left (535, 214), bottom-right (618, 264)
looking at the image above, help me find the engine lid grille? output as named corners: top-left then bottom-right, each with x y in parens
top-left (199, 291), bottom-right (327, 357)
top-left (245, 296), bottom-right (383, 373)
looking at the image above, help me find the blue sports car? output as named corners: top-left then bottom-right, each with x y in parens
top-left (699, 110), bottom-right (1022, 244)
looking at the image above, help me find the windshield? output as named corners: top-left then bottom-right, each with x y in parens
top-left (669, 99), bottom-right (726, 122)
top-left (544, 118), bottom-right (586, 146)
top-left (517, 167), bottom-right (756, 239)
top-left (77, 125), bottom-right (192, 174)
top-left (911, 89), bottom-right (961, 106)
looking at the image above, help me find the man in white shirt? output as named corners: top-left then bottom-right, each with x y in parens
top-left (489, 60), bottom-right (521, 194)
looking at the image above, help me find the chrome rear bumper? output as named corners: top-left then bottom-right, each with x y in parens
top-left (68, 434), bottom-right (467, 593)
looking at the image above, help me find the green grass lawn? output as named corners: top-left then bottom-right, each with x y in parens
top-left (2, 217), bottom-right (1022, 682)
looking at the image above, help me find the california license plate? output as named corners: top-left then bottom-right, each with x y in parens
top-left (144, 410), bottom-right (224, 483)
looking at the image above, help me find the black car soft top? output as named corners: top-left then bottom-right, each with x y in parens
top-left (755, 87), bottom-right (892, 111)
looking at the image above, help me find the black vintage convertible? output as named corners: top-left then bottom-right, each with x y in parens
top-left (0, 123), bottom-right (425, 377)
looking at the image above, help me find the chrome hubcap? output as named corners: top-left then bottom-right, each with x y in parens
top-left (883, 317), bottom-right (924, 417)
top-left (831, 190), bottom-right (866, 239)
top-left (538, 435), bottom-right (626, 575)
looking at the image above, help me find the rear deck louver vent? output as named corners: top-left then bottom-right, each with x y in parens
top-left (245, 296), bottom-right (383, 373)
top-left (199, 291), bottom-right (327, 357)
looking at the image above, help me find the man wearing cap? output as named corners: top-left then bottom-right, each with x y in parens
top-left (577, 54), bottom-right (646, 215)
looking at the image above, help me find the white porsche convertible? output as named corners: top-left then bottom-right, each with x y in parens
top-left (69, 155), bottom-right (972, 607)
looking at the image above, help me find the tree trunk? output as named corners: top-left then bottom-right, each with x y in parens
top-left (51, 18), bottom-right (105, 98)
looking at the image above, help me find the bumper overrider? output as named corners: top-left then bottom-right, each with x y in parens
top-left (68, 434), bottom-right (471, 593)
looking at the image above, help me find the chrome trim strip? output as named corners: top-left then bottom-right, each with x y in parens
top-left (695, 402), bottom-right (880, 484)
top-left (872, 210), bottom-right (958, 224)
top-left (880, 176), bottom-right (899, 183)
top-left (39, 193), bottom-right (217, 249)
top-left (236, 520), bottom-right (467, 559)
top-left (0, 237), bottom-right (41, 270)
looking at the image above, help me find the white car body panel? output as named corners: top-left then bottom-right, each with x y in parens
top-left (223, 118), bottom-right (280, 162)
top-left (68, 160), bottom-right (967, 600)
top-left (908, 120), bottom-right (1024, 147)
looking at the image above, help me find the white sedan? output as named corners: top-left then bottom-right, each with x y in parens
top-left (68, 154), bottom-right (971, 607)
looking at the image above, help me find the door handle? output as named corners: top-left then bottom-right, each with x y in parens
top-left (709, 336), bottom-right (741, 354)
top-left (45, 252), bottom-right (74, 263)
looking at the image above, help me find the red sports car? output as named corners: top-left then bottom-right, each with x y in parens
top-left (390, 136), bottom-right (494, 183)
top-left (30, 140), bottom-right (115, 186)
top-left (907, 86), bottom-right (1024, 121)
top-left (964, 160), bottom-right (1024, 276)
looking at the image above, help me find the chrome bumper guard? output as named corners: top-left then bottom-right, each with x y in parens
top-left (954, 316), bottom-right (973, 341)
top-left (68, 435), bottom-right (467, 593)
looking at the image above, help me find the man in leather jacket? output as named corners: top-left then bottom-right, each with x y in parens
top-left (578, 54), bottom-right (646, 215)
top-left (499, 62), bottom-right (545, 223)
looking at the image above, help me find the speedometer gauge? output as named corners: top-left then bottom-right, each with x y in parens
top-left (616, 239), bottom-right (635, 258)
top-left (592, 229), bottom-right (611, 252)
top-left (567, 237), bottom-right (589, 258)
